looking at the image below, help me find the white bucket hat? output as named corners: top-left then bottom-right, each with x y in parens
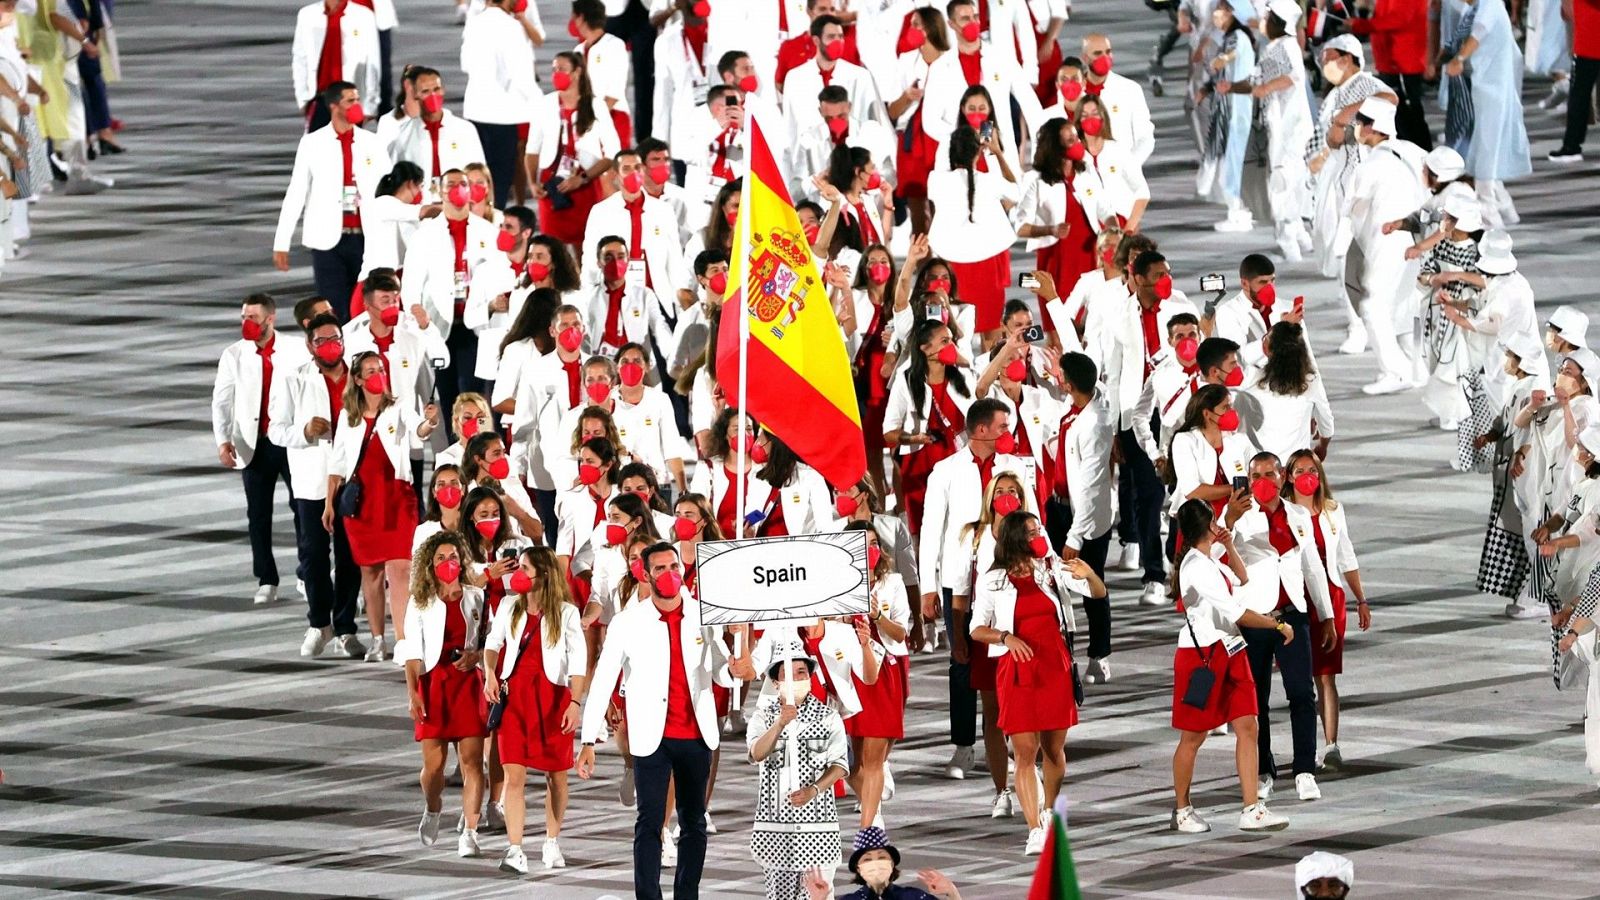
top-left (1442, 192), bottom-right (1483, 233)
top-left (1476, 229), bottom-right (1517, 276)
top-left (1503, 332), bottom-right (1548, 378)
top-left (1548, 306), bottom-right (1590, 348)
top-left (1266, 0), bottom-right (1302, 24)
top-left (1356, 97), bottom-right (1397, 136)
top-left (1425, 145), bottom-right (1465, 182)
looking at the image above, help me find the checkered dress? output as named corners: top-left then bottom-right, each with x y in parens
top-left (1477, 400), bottom-right (1532, 599)
top-left (748, 695), bottom-right (846, 875)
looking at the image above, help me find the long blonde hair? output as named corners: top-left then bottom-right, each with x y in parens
top-left (343, 351), bottom-right (394, 426)
top-left (511, 546), bottom-right (572, 647)
top-left (410, 530), bottom-right (469, 609)
top-left (960, 471), bottom-right (1028, 544)
top-left (1285, 448), bottom-right (1340, 512)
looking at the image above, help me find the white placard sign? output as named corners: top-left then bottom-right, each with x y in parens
top-left (694, 531), bottom-right (870, 626)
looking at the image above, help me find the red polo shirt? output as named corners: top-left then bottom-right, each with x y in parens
top-left (1349, 0), bottom-right (1427, 75)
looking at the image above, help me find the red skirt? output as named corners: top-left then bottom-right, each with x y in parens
top-left (845, 655), bottom-right (906, 739)
top-left (1171, 645), bottom-right (1257, 733)
top-left (894, 114), bottom-right (940, 200)
top-left (896, 440), bottom-right (954, 536)
top-left (1034, 215), bottom-right (1096, 333)
top-left (415, 662), bottom-right (488, 742)
top-left (1309, 585), bottom-right (1348, 676)
top-left (994, 614), bottom-right (1076, 735)
top-left (497, 635), bottom-right (575, 772)
top-left (609, 108), bottom-right (633, 150)
top-left (948, 253), bottom-right (1011, 331)
top-left (344, 435), bottom-right (418, 566)
top-left (969, 639), bottom-right (998, 692)
top-left (538, 179), bottom-right (602, 245)
top-left (1034, 39), bottom-right (1065, 107)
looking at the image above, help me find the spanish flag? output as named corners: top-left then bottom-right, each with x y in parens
top-left (715, 113), bottom-right (867, 490)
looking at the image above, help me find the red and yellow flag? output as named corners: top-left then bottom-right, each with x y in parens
top-left (715, 114), bottom-right (866, 490)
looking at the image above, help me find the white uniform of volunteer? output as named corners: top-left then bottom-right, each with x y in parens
top-left (1253, 0), bottom-right (1315, 261)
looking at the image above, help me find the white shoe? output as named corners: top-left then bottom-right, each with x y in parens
top-left (1084, 657), bottom-right (1111, 685)
top-left (364, 638), bottom-right (386, 663)
top-left (1171, 805), bottom-right (1211, 833)
top-left (945, 745), bottom-right (975, 780)
top-left (1211, 723), bottom-right (1229, 736)
top-left (1540, 80), bottom-right (1570, 109)
top-left (882, 764), bottom-right (896, 800)
top-left (620, 765), bottom-right (636, 807)
top-left (1276, 234), bottom-right (1304, 263)
top-left (1338, 323), bottom-right (1368, 355)
top-left (1024, 825), bottom-right (1048, 855)
top-left (660, 829), bottom-right (677, 868)
top-left (295, 578), bottom-right (306, 599)
top-left (418, 811), bottom-right (442, 846)
top-left (64, 176), bottom-right (110, 195)
top-left (1139, 581), bottom-right (1168, 606)
top-left (1320, 743), bottom-right (1343, 770)
top-left (1361, 374), bottom-right (1412, 396)
top-left (1296, 773), bottom-right (1322, 801)
top-left (1259, 775), bottom-right (1274, 801)
top-left (1238, 801), bottom-right (1289, 831)
top-left (704, 811), bottom-right (717, 835)
top-left (484, 801), bottom-right (505, 832)
top-left (1118, 543), bottom-right (1141, 571)
top-left (1504, 602), bottom-right (1546, 620)
top-left (872, 809), bottom-right (886, 829)
top-left (991, 789), bottom-right (1017, 818)
top-left (1213, 209), bottom-right (1255, 233)
top-left (1297, 230), bottom-right (1314, 255)
top-left (500, 845), bottom-right (528, 875)
top-left (253, 584), bottom-right (278, 606)
top-left (542, 837), bottom-right (566, 869)
top-left (457, 828), bottom-right (480, 858)
top-left (1439, 417), bottom-right (1460, 431)
top-left (300, 626), bottom-right (331, 658)
top-left (454, 2), bottom-right (469, 23)
top-left (335, 634), bottom-right (367, 659)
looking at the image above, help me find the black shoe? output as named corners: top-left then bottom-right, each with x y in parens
top-left (87, 143), bottom-right (97, 161)
top-left (48, 154), bottom-right (67, 183)
top-left (99, 138), bottom-right (127, 155)
top-left (1548, 146), bottom-right (1583, 164)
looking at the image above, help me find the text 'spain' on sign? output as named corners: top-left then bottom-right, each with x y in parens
top-left (694, 531), bottom-right (871, 626)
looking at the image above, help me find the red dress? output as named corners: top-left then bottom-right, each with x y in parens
top-left (715, 463), bottom-right (743, 539)
top-left (1033, 178), bottom-right (1097, 333)
top-left (414, 599), bottom-right (488, 742)
top-left (1308, 514), bottom-right (1348, 676)
top-left (897, 380), bottom-right (964, 535)
top-left (995, 575), bottom-right (1076, 735)
top-left (895, 102), bottom-right (940, 199)
top-left (537, 107), bottom-right (603, 245)
top-left (947, 254), bottom-right (1012, 332)
top-left (845, 618), bottom-right (906, 740)
top-left (497, 617), bottom-right (576, 772)
top-left (344, 417), bottom-right (419, 566)
top-left (1171, 644), bottom-right (1257, 733)
top-left (856, 297), bottom-right (891, 459)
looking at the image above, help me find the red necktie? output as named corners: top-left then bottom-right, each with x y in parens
top-left (603, 285), bottom-right (626, 348)
top-left (423, 119), bottom-right (444, 177)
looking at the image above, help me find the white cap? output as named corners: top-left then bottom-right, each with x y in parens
top-left (1322, 34), bottom-right (1364, 67)
top-left (1564, 348), bottom-right (1600, 383)
top-left (1442, 192), bottom-right (1482, 233)
top-left (1476, 229), bottom-right (1517, 276)
top-left (1357, 96), bottom-right (1396, 135)
top-left (1502, 332), bottom-right (1548, 378)
top-left (1295, 852), bottom-right (1354, 894)
top-left (1548, 306), bottom-right (1590, 348)
top-left (1578, 424), bottom-right (1600, 460)
top-left (1266, 0), bottom-right (1302, 24)
top-left (1425, 145), bottom-right (1466, 182)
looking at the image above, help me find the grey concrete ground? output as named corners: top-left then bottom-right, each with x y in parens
top-left (1, 0), bottom-right (1598, 897)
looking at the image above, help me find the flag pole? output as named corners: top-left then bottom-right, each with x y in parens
top-left (731, 109), bottom-right (759, 716)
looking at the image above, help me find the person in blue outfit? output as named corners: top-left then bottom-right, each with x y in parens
top-left (800, 826), bottom-right (964, 900)
top-left (1439, 0), bottom-right (1532, 227)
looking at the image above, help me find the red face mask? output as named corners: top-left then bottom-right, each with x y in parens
top-left (606, 523), bottom-right (628, 546)
top-left (362, 372), bottom-right (387, 395)
top-left (314, 339), bottom-right (344, 364)
top-left (960, 21), bottom-right (981, 42)
top-left (648, 163), bottom-right (672, 185)
top-left (708, 271), bottom-right (729, 295)
top-left (654, 569), bottom-right (684, 597)
top-left (557, 326), bottom-right (584, 352)
top-left (1060, 79), bottom-right (1084, 102)
top-left (1089, 54), bottom-right (1113, 77)
top-left (1293, 472), bottom-right (1320, 496)
top-left (1217, 408), bottom-right (1240, 432)
top-left (927, 275), bottom-right (951, 294)
top-left (1154, 273), bottom-right (1174, 300)
top-left (1100, 246), bottom-right (1116, 267)
top-left (897, 25), bottom-right (925, 53)
top-left (827, 117), bottom-right (849, 140)
top-left (447, 183), bottom-right (471, 208)
top-left (434, 558), bottom-right (462, 583)
top-left (1066, 142), bottom-right (1087, 163)
top-left (1175, 337), bottom-right (1199, 365)
top-left (436, 484), bottom-right (463, 509)
top-left (566, 18), bottom-right (580, 37)
top-left (673, 517), bottom-right (699, 540)
top-left (511, 0), bottom-right (527, 12)
top-left (578, 463), bottom-right (604, 485)
top-left (803, 222), bottom-right (821, 244)
top-left (739, 74), bottom-right (758, 92)
top-left (864, 172), bottom-right (882, 191)
top-left (1004, 358), bottom-right (1027, 382)
top-left (552, 69), bottom-right (574, 92)
top-left (344, 103), bottom-right (366, 125)
top-left (1080, 115), bottom-right (1104, 137)
top-left (823, 38), bottom-right (846, 60)
top-left (619, 362), bottom-right (645, 386)
top-left (751, 442), bottom-right (770, 464)
top-left (460, 416), bottom-right (480, 439)
top-left (241, 319), bottom-right (264, 342)
top-left (834, 494), bottom-right (859, 518)
top-left (526, 261), bottom-right (551, 282)
top-left (469, 183), bottom-right (488, 204)
top-left (630, 559), bottom-right (648, 581)
top-left (1250, 477), bottom-right (1279, 504)
top-left (964, 111), bottom-right (987, 131)
top-left (1255, 281), bottom-right (1277, 307)
top-left (1029, 535), bottom-right (1051, 559)
top-left (474, 517), bottom-right (501, 539)
top-left (724, 207), bottom-right (739, 226)
top-left (937, 344), bottom-right (959, 366)
top-left (1225, 365), bottom-right (1245, 388)
top-left (496, 229), bottom-right (518, 253)
top-left (693, 0), bottom-right (711, 15)
top-left (868, 545), bottom-right (882, 570)
top-left (867, 263), bottom-right (891, 285)
top-left (993, 493), bottom-right (1022, 518)
top-left (585, 382), bottom-right (611, 405)
top-left (487, 456), bottom-right (512, 480)
top-left (604, 258), bottom-right (628, 282)
top-left (622, 171), bottom-right (643, 193)
top-left (995, 432), bottom-right (1016, 454)
top-left (509, 569), bottom-right (533, 593)
top-left (378, 305), bottom-right (402, 327)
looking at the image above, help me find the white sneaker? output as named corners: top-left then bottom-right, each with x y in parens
top-left (1320, 743), bottom-right (1343, 770)
top-left (1084, 657), bottom-right (1111, 685)
top-left (871, 809), bottom-right (886, 829)
top-left (1297, 230), bottom-right (1314, 255)
top-left (1259, 775), bottom-right (1274, 801)
top-left (335, 634), bottom-right (367, 659)
top-left (364, 638), bottom-right (386, 663)
top-left (458, 828), bottom-right (480, 858)
top-left (1171, 805), bottom-right (1211, 833)
top-left (728, 709), bottom-right (746, 733)
top-left (704, 811), bottom-right (717, 835)
top-left (1504, 602), bottom-right (1547, 620)
top-left (542, 836), bottom-right (566, 869)
top-left (1118, 543), bottom-right (1141, 571)
top-left (882, 764), bottom-right (896, 800)
top-left (1276, 234), bottom-right (1304, 263)
top-left (484, 801), bottom-right (505, 832)
top-left (1024, 825), bottom-right (1048, 855)
top-left (944, 745), bottom-right (975, 780)
top-left (1338, 323), bottom-right (1368, 355)
top-left (500, 845), bottom-right (528, 874)
top-left (1213, 209), bottom-right (1255, 232)
top-left (295, 578), bottom-right (306, 599)
top-left (418, 810), bottom-right (442, 846)
top-left (1361, 374), bottom-right (1413, 396)
top-left (620, 765), bottom-right (636, 807)
top-left (1296, 773), bottom-right (1322, 801)
top-left (253, 584), bottom-right (278, 606)
top-left (660, 829), bottom-right (677, 868)
top-left (300, 626), bottom-right (331, 658)
top-left (991, 789), bottom-right (1017, 818)
top-left (1238, 801), bottom-right (1289, 831)
top-left (1139, 581), bottom-right (1168, 606)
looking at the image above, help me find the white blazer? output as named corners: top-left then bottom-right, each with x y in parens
top-left (397, 587), bottom-right (486, 673)
top-left (612, 388), bottom-right (691, 482)
top-left (266, 358), bottom-right (341, 500)
top-left (752, 621), bottom-right (873, 718)
top-left (579, 594), bottom-right (734, 755)
top-left (1092, 72), bottom-right (1155, 166)
top-left (919, 450), bottom-right (1040, 592)
top-left (1047, 268), bottom-right (1107, 342)
top-left (766, 464), bottom-right (847, 536)
top-left (971, 560), bottom-right (1090, 657)
top-left (921, 45), bottom-right (1044, 163)
top-left (783, 59), bottom-right (887, 141)
top-left (486, 599), bottom-right (587, 686)
top-left (871, 512), bottom-right (919, 592)
top-left (462, 256), bottom-right (527, 381)
top-left (869, 572), bottom-right (913, 657)
top-left (988, 382), bottom-right (1060, 480)
top-left (1239, 371), bottom-right (1335, 466)
top-left (400, 213), bottom-right (506, 340)
top-left (390, 110), bottom-right (487, 182)
top-left (555, 485), bottom-right (614, 574)
top-left (688, 458), bottom-right (775, 529)
top-left (789, 120), bottom-right (899, 205)
top-left (509, 350), bottom-right (586, 489)
top-left (341, 319), bottom-right (448, 424)
top-left (1169, 429), bottom-right (1256, 517)
top-left (273, 125), bottom-right (392, 253)
top-left (582, 32), bottom-right (632, 112)
top-left (291, 1), bottom-right (380, 107)
top-left (1044, 390), bottom-right (1116, 549)
top-left (211, 338), bottom-right (304, 466)
top-left (1131, 360), bottom-right (1201, 462)
top-left (882, 368), bottom-right (979, 458)
top-left (650, 20), bottom-right (719, 157)
top-left (581, 192), bottom-right (690, 297)
top-left (1306, 502), bottom-right (1360, 592)
top-left (1177, 548), bottom-right (1248, 648)
top-left (459, 6), bottom-right (541, 125)
top-left (329, 401), bottom-right (424, 484)
top-left (579, 282), bottom-right (678, 361)
top-left (1230, 501), bottom-right (1336, 620)
top-left (1081, 140), bottom-right (1150, 221)
top-left (926, 167), bottom-right (1020, 263)
top-left (1107, 291), bottom-right (1200, 430)
top-left (526, 94), bottom-right (620, 175)
top-left (1014, 170), bottom-right (1115, 253)
top-left (357, 194), bottom-right (422, 278)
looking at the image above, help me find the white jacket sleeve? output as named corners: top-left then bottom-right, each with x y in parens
top-left (273, 135), bottom-right (316, 253)
top-left (211, 347), bottom-right (237, 449)
top-left (1064, 421), bottom-right (1111, 550)
top-left (292, 11), bottom-right (315, 107)
top-left (917, 463), bottom-right (950, 591)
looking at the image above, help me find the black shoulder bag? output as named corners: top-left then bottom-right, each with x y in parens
top-left (1180, 615), bottom-right (1218, 709)
top-left (486, 615), bottom-right (537, 732)
top-left (333, 419), bottom-right (374, 518)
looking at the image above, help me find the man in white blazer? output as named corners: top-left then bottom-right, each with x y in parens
top-left (388, 66), bottom-right (486, 188)
top-left (343, 273), bottom-right (450, 449)
top-left (787, 85), bottom-right (898, 205)
top-left (637, 137), bottom-right (695, 245)
top-left (1080, 33), bottom-right (1155, 166)
top-left (1226, 452), bottom-right (1339, 803)
top-left (274, 82), bottom-right (392, 321)
top-left (650, 7), bottom-right (720, 173)
top-left (1212, 253), bottom-right (1309, 369)
top-left (580, 235), bottom-right (679, 364)
top-left (581, 149), bottom-right (691, 303)
top-left (918, 397), bottom-right (1035, 779)
top-left (213, 294), bottom-right (306, 607)
top-left (782, 14), bottom-right (887, 143)
top-left (459, 0), bottom-right (541, 207)
top-left (921, 0), bottom-right (1046, 153)
top-left (1130, 312), bottom-right (1203, 475)
top-left (577, 541), bottom-right (754, 900)
top-left (266, 312), bottom-right (366, 659)
top-left (677, 85), bottom-right (749, 225)
top-left (291, 0), bottom-right (380, 131)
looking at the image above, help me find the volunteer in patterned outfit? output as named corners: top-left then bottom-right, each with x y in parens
top-left (1471, 334), bottom-right (1549, 618)
top-left (840, 521), bottom-right (911, 834)
top-left (747, 643), bottom-right (848, 900)
top-left (1416, 191), bottom-right (1483, 442)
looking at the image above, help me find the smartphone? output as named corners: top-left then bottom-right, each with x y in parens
top-left (500, 546), bottom-right (519, 561)
top-left (1020, 324), bottom-right (1045, 344)
top-left (1231, 475), bottom-right (1249, 494)
top-left (1293, 294), bottom-right (1305, 313)
top-left (979, 121), bottom-right (994, 143)
top-left (743, 510), bottom-right (767, 527)
top-left (1018, 272), bottom-right (1040, 290)
top-left (1200, 273), bottom-right (1226, 293)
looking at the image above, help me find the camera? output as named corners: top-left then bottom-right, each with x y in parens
top-left (1200, 273), bottom-right (1226, 293)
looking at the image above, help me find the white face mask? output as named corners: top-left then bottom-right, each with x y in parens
top-left (857, 859), bottom-right (894, 887)
top-left (778, 680), bottom-right (811, 705)
top-left (1321, 60), bottom-right (1346, 85)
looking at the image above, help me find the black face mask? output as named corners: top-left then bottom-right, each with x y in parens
top-left (1301, 888), bottom-right (1350, 900)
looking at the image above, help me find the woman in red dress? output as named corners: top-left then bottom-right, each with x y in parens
top-left (882, 320), bottom-right (976, 535)
top-left (328, 351), bottom-right (440, 659)
top-left (524, 51), bottom-right (618, 255)
top-left (689, 408), bottom-right (767, 541)
top-left (401, 531), bottom-right (488, 855)
top-left (849, 243), bottom-right (896, 503)
top-left (1016, 118), bottom-right (1099, 336)
top-left (889, 5), bottom-right (949, 235)
top-left (460, 485), bottom-right (521, 828)
top-left (842, 522), bottom-right (912, 832)
top-left (971, 511), bottom-right (1106, 856)
top-left (483, 546), bottom-right (588, 874)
